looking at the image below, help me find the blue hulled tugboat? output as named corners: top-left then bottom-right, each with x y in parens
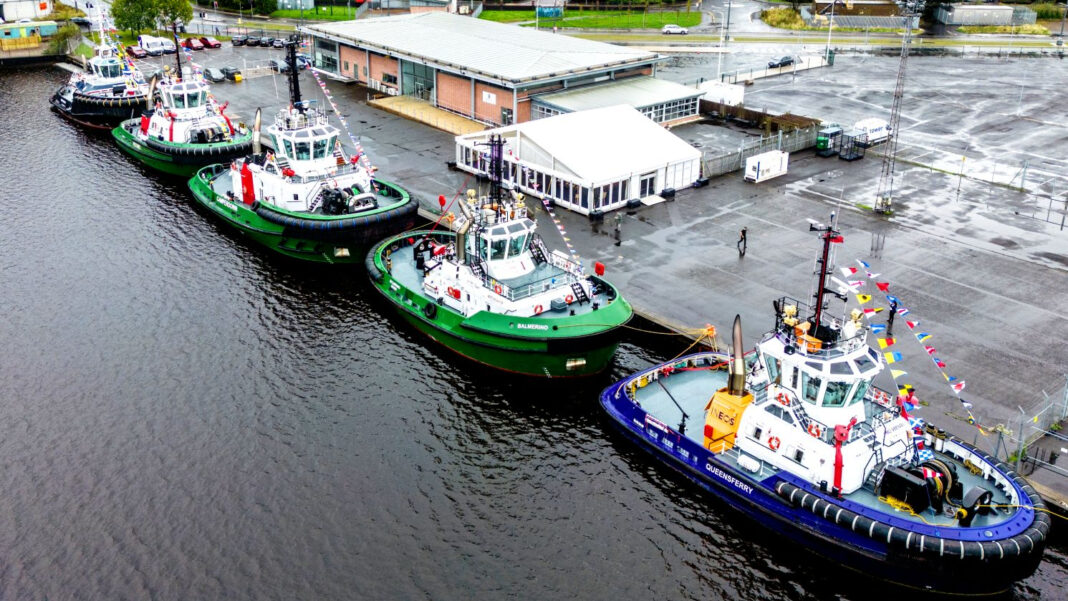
top-left (600, 216), bottom-right (1049, 595)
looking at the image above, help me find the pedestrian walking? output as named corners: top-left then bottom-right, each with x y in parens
top-left (613, 213), bottom-right (622, 247)
top-left (887, 298), bottom-right (898, 336)
top-left (737, 227), bottom-right (747, 257)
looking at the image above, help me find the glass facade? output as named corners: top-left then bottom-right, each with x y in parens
top-left (401, 60), bottom-right (435, 99)
top-left (315, 39), bottom-right (338, 74)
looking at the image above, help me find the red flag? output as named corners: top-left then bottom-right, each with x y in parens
top-left (876, 282), bottom-right (890, 292)
top-left (830, 235), bottom-right (844, 243)
top-left (924, 345), bottom-right (936, 355)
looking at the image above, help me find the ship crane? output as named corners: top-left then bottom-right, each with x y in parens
top-left (874, 1), bottom-right (925, 214)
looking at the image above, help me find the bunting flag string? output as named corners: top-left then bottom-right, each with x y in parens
top-left (854, 258), bottom-right (984, 434)
top-left (309, 69), bottom-right (378, 192)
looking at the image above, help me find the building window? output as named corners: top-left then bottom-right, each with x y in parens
top-left (343, 61), bottom-right (350, 72)
top-left (382, 73), bottom-right (398, 86)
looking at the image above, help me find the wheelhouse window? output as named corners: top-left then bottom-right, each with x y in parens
top-left (313, 138), bottom-right (328, 159)
top-left (294, 141), bottom-right (311, 160)
top-left (848, 380), bottom-right (870, 406)
top-left (507, 233), bottom-right (527, 258)
top-left (802, 371), bottom-right (822, 404)
top-left (490, 238), bottom-right (506, 261)
top-left (765, 354), bottom-right (780, 384)
top-left (283, 139), bottom-right (294, 158)
top-left (823, 380), bottom-right (851, 408)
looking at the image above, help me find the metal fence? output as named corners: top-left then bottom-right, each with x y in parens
top-left (701, 125), bottom-right (819, 178)
top-left (995, 375), bottom-right (1068, 479)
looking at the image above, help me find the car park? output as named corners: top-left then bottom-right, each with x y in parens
top-left (181, 37), bottom-right (204, 51)
top-left (204, 67), bottom-right (226, 83)
top-left (126, 45), bottom-right (148, 59)
top-left (768, 56), bottom-right (795, 68)
top-left (199, 36), bottom-right (222, 49)
top-left (661, 24), bottom-right (688, 35)
top-left (221, 67), bottom-right (242, 82)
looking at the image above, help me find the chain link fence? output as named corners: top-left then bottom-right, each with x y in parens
top-left (701, 125), bottom-right (819, 178)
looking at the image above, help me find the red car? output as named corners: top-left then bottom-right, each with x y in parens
top-left (181, 37), bottom-right (204, 51)
top-left (126, 45), bottom-right (148, 59)
top-left (199, 36), bottom-right (221, 49)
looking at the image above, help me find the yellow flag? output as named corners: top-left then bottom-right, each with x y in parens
top-left (890, 369), bottom-right (907, 379)
top-left (856, 294), bottom-right (872, 304)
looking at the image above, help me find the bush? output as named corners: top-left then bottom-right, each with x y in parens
top-left (48, 23), bottom-right (81, 54)
top-left (1033, 3), bottom-right (1067, 20)
top-left (957, 24), bottom-right (1049, 34)
top-left (48, 1), bottom-right (86, 21)
top-left (761, 8), bottom-right (805, 30)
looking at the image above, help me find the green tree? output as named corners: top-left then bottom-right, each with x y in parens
top-left (156, 0), bottom-right (193, 28)
top-left (254, 0), bottom-right (277, 15)
top-left (110, 0), bottom-right (158, 35)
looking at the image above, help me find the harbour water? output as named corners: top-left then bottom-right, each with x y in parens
top-left (1, 67), bottom-right (1065, 599)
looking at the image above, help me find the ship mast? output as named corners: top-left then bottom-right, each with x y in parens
top-left (808, 213), bottom-right (841, 333)
top-left (171, 23), bottom-right (183, 81)
top-left (285, 36), bottom-right (303, 112)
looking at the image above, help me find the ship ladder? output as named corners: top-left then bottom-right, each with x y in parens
top-left (529, 234), bottom-right (549, 265)
top-left (569, 281), bottom-right (590, 305)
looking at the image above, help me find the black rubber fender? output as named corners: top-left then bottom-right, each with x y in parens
top-left (365, 239), bottom-right (387, 283)
top-left (422, 302), bottom-right (437, 320)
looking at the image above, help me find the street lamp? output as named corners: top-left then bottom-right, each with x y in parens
top-left (1058, 2), bottom-right (1066, 47)
top-left (824, 0), bottom-right (839, 64)
top-left (711, 9), bottom-right (726, 80)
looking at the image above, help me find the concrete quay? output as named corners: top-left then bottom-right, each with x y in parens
top-left (128, 44), bottom-right (1068, 508)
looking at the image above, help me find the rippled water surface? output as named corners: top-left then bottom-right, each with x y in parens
top-left (1, 68), bottom-right (1065, 600)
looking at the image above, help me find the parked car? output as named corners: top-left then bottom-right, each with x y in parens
top-left (241, 35), bottom-right (256, 47)
top-left (295, 55), bottom-right (311, 70)
top-left (126, 45), bottom-right (148, 59)
top-left (71, 16), bottom-right (91, 26)
top-left (259, 37), bottom-right (272, 47)
top-left (221, 66), bottom-right (242, 82)
top-left (204, 67), bottom-right (226, 83)
top-left (159, 38), bottom-right (176, 54)
top-left (269, 58), bottom-right (289, 74)
top-left (199, 36), bottom-right (222, 49)
top-left (231, 35), bottom-right (247, 46)
top-left (181, 37), bottom-right (204, 51)
top-left (271, 38), bottom-right (285, 48)
top-left (768, 56), bottom-right (795, 68)
top-left (661, 24), bottom-right (688, 35)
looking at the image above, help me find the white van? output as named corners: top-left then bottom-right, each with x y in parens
top-left (138, 35), bottom-right (164, 56)
top-left (853, 118), bottom-right (891, 146)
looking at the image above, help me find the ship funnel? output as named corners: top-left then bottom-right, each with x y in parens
top-left (252, 108), bottom-right (262, 155)
top-left (146, 75), bottom-right (158, 110)
top-left (455, 193), bottom-right (474, 264)
top-left (728, 314), bottom-right (746, 396)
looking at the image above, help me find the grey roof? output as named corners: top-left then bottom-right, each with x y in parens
top-left (304, 12), bottom-right (659, 86)
top-left (534, 76), bottom-right (702, 113)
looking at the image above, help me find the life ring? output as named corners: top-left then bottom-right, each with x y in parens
top-left (565, 294), bottom-right (574, 304)
top-left (777, 392), bottom-right (790, 406)
top-left (533, 305), bottom-right (543, 315)
top-left (768, 437), bottom-right (781, 451)
top-left (808, 423), bottom-right (822, 438)
top-left (494, 284), bottom-right (502, 295)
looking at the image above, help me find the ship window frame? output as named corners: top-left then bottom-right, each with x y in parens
top-left (802, 371), bottom-right (823, 405)
top-left (848, 380), bottom-right (869, 406)
top-left (282, 139), bottom-right (294, 158)
top-left (823, 379), bottom-right (851, 408)
top-left (294, 141), bottom-right (311, 160)
top-left (765, 354), bottom-right (781, 385)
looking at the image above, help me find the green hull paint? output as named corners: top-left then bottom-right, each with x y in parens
top-left (188, 166), bottom-right (415, 264)
top-left (112, 121), bottom-right (254, 177)
top-left (368, 232), bottom-right (633, 377)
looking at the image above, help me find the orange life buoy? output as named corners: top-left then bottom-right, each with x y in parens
top-left (494, 284), bottom-right (502, 295)
top-left (808, 423), bottom-right (822, 438)
top-left (777, 392), bottom-right (790, 406)
top-left (768, 436), bottom-right (781, 451)
top-left (533, 305), bottom-right (543, 315)
top-left (565, 294), bottom-right (574, 304)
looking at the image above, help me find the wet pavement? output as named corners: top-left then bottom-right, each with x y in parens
top-left (131, 44), bottom-right (1068, 499)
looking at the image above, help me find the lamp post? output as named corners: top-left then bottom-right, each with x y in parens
top-left (824, 0), bottom-right (838, 64)
top-left (711, 9), bottom-right (726, 80)
top-left (1058, 2), bottom-right (1066, 47)
top-left (724, 0), bottom-right (732, 47)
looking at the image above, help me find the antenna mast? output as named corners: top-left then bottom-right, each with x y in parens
top-left (873, 1), bottom-right (924, 214)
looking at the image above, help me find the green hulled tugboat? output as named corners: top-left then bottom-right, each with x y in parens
top-left (366, 135), bottom-right (632, 377)
top-left (187, 37), bottom-right (417, 263)
top-left (112, 27), bottom-right (252, 176)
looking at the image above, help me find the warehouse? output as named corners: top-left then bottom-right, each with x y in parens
top-left (302, 12), bottom-right (665, 127)
top-left (454, 105), bottom-right (703, 216)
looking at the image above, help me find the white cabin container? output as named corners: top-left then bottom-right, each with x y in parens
top-left (698, 81), bottom-right (744, 106)
top-left (853, 118), bottom-right (891, 146)
top-left (744, 150), bottom-right (789, 183)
